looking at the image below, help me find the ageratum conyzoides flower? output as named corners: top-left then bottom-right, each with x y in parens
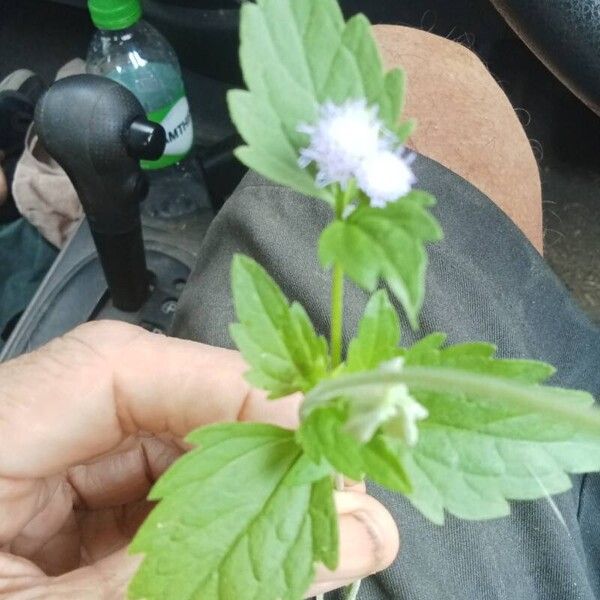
top-left (298, 98), bottom-right (416, 207)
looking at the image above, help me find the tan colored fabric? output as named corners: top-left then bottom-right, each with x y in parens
top-left (374, 25), bottom-right (543, 252)
top-left (12, 59), bottom-right (86, 248)
top-left (12, 127), bottom-right (83, 247)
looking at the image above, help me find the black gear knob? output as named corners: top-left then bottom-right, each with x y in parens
top-left (35, 74), bottom-right (166, 311)
top-left (127, 117), bottom-right (166, 161)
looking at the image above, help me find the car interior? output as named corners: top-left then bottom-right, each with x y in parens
top-left (0, 0), bottom-right (598, 361)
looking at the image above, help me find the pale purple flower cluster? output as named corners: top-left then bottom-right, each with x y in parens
top-left (299, 99), bottom-right (415, 207)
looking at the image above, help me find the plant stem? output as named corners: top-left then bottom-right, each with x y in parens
top-left (344, 580), bottom-right (362, 600)
top-left (329, 187), bottom-right (358, 600)
top-left (301, 367), bottom-right (600, 435)
top-left (330, 262), bottom-right (345, 369)
top-left (329, 185), bottom-right (348, 371)
top-left (315, 580), bottom-right (362, 600)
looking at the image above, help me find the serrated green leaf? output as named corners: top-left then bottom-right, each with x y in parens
top-left (319, 192), bottom-right (443, 328)
top-left (404, 332), bottom-right (447, 352)
top-left (298, 404), bottom-right (366, 481)
top-left (129, 423), bottom-right (338, 600)
top-left (297, 404), bottom-right (412, 493)
top-left (302, 339), bottom-right (600, 524)
top-left (399, 421), bottom-right (600, 524)
top-left (229, 0), bottom-right (409, 201)
top-left (346, 289), bottom-right (400, 372)
top-left (404, 337), bottom-right (556, 385)
top-left (230, 255), bottom-right (329, 398)
top-left (398, 343), bottom-right (600, 522)
top-left (361, 434), bottom-right (412, 492)
top-left (234, 146), bottom-right (331, 203)
top-left (291, 0), bottom-right (345, 95)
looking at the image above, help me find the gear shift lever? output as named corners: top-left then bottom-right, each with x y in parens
top-left (35, 74), bottom-right (166, 311)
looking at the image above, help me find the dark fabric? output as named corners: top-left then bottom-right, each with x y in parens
top-left (0, 218), bottom-right (57, 348)
top-left (172, 155), bottom-right (600, 600)
top-left (490, 0), bottom-right (600, 115)
top-left (0, 153), bottom-right (22, 223)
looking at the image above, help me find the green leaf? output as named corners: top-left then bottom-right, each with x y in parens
top-left (302, 339), bottom-right (600, 525)
top-left (298, 404), bottom-right (366, 481)
top-left (297, 404), bottom-right (412, 493)
top-left (380, 68), bottom-right (405, 128)
top-left (129, 423), bottom-right (338, 600)
top-left (395, 118), bottom-right (417, 143)
top-left (286, 454), bottom-right (334, 486)
top-left (379, 68), bottom-right (415, 142)
top-left (229, 0), bottom-right (408, 201)
top-left (310, 476), bottom-right (339, 570)
top-left (229, 83), bottom-right (330, 203)
top-left (399, 411), bottom-right (600, 524)
top-left (319, 191), bottom-right (443, 328)
top-left (362, 434), bottom-right (413, 493)
top-left (339, 15), bottom-right (385, 108)
top-left (404, 336), bottom-right (556, 384)
top-left (346, 289), bottom-right (400, 372)
top-left (397, 332), bottom-right (446, 363)
top-left (230, 255), bottom-right (329, 398)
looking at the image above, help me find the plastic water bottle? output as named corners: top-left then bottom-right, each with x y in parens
top-left (86, 0), bottom-right (203, 219)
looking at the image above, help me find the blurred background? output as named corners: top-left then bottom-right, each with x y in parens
top-left (1, 0), bottom-right (598, 321)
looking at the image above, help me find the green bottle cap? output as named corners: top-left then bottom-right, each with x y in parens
top-left (88, 0), bottom-right (142, 30)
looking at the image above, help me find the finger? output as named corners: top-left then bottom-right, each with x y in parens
top-left (0, 547), bottom-right (140, 599)
top-left (308, 491), bottom-right (400, 597)
top-left (1, 491), bottom-right (399, 599)
top-left (65, 436), bottom-right (181, 510)
top-left (0, 321), bottom-right (300, 478)
top-left (0, 552), bottom-right (46, 596)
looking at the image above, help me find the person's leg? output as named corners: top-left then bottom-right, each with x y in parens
top-left (172, 25), bottom-right (599, 600)
top-left (374, 26), bottom-right (543, 252)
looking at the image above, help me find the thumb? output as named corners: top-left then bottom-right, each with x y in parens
top-left (308, 490), bottom-right (400, 598)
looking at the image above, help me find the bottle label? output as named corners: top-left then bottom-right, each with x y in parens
top-left (141, 94), bottom-right (194, 170)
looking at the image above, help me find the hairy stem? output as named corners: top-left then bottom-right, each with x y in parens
top-left (329, 185), bottom-right (360, 600)
top-left (302, 367), bottom-right (600, 434)
top-left (344, 580), bottom-right (362, 600)
top-left (329, 185), bottom-right (353, 370)
top-left (330, 262), bottom-right (345, 369)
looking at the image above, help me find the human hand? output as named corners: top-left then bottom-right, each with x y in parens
top-left (0, 321), bottom-right (399, 598)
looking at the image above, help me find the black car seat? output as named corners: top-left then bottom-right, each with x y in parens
top-left (490, 0), bottom-right (600, 115)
